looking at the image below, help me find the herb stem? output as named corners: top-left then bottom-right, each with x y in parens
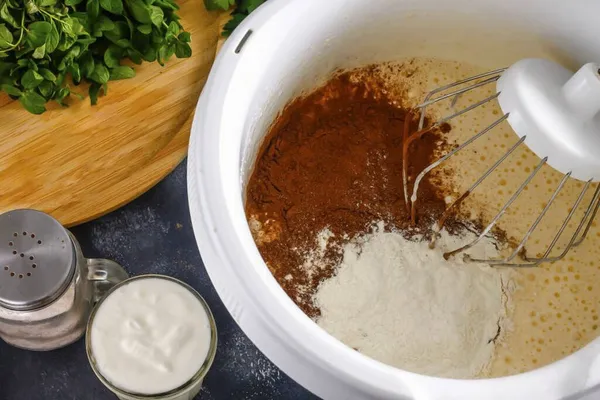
top-left (0, 9), bottom-right (26, 54)
top-left (38, 8), bottom-right (67, 28)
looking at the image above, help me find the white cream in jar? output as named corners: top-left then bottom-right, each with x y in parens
top-left (87, 275), bottom-right (216, 397)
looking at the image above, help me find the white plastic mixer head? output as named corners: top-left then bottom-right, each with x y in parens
top-left (405, 59), bottom-right (600, 267)
top-left (498, 59), bottom-right (600, 182)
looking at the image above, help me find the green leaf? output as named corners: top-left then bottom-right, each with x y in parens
top-left (58, 45), bottom-right (81, 70)
top-left (238, 0), bottom-right (266, 13)
top-left (104, 21), bottom-right (129, 44)
top-left (79, 52), bottom-right (95, 76)
top-left (167, 21), bottom-right (179, 37)
top-left (178, 31), bottom-right (191, 42)
top-left (19, 91), bottom-right (47, 114)
top-left (175, 42), bottom-right (191, 58)
top-left (103, 45), bottom-right (122, 67)
top-left (136, 25), bottom-right (152, 35)
top-left (99, 0), bottom-right (123, 14)
top-left (89, 82), bottom-right (101, 105)
top-left (71, 18), bottom-right (87, 36)
top-left (26, 21), bottom-right (52, 48)
top-left (25, 0), bottom-right (40, 15)
top-left (1, 84), bottom-right (22, 97)
top-left (126, 47), bottom-right (142, 64)
top-left (39, 68), bottom-right (57, 82)
top-left (21, 69), bottom-right (44, 89)
top-left (89, 63), bottom-right (109, 84)
top-left (153, 0), bottom-right (178, 11)
top-left (137, 24), bottom-right (152, 34)
top-left (38, 80), bottom-right (54, 98)
top-left (149, 5), bottom-right (164, 27)
top-left (60, 17), bottom-right (75, 36)
top-left (70, 63), bottom-right (81, 83)
top-left (109, 66), bottom-right (135, 80)
top-left (87, 0), bottom-right (100, 20)
top-left (142, 46), bottom-right (156, 62)
top-left (115, 38), bottom-right (130, 48)
top-left (57, 33), bottom-right (77, 52)
top-left (125, 0), bottom-right (151, 24)
top-left (150, 28), bottom-right (163, 44)
top-left (166, 44), bottom-right (175, 59)
top-left (45, 23), bottom-right (60, 53)
top-left (0, 4), bottom-right (19, 28)
top-left (68, 45), bottom-right (82, 59)
top-left (27, 60), bottom-right (38, 71)
top-left (247, 0), bottom-right (266, 13)
top-left (0, 24), bottom-right (13, 49)
top-left (157, 44), bottom-right (168, 65)
top-left (203, 0), bottom-right (235, 11)
top-left (95, 15), bottom-right (116, 32)
top-left (40, 0), bottom-right (58, 6)
top-left (32, 44), bottom-right (46, 59)
top-left (65, 0), bottom-right (85, 6)
top-left (56, 87), bottom-right (70, 106)
top-left (77, 37), bottom-right (96, 45)
top-left (56, 71), bottom-right (66, 85)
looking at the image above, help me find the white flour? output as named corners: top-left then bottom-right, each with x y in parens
top-left (313, 223), bottom-right (513, 378)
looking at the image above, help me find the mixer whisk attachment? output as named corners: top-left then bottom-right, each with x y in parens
top-left (405, 59), bottom-right (600, 267)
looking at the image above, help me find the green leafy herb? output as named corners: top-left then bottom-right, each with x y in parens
top-left (204, 0), bottom-right (266, 36)
top-left (203, 0), bottom-right (235, 12)
top-left (0, 0), bottom-right (192, 114)
top-left (1, 83), bottom-right (21, 96)
top-left (99, 0), bottom-right (122, 14)
top-left (21, 69), bottom-right (44, 89)
top-left (19, 91), bottom-right (47, 114)
top-left (109, 65), bottom-right (133, 80)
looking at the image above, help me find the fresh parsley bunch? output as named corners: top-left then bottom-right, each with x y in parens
top-left (204, 0), bottom-right (265, 36)
top-left (0, 0), bottom-right (192, 114)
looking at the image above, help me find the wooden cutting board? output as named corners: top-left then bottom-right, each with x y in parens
top-left (0, 1), bottom-right (225, 226)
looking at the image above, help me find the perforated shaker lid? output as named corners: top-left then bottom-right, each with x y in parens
top-left (0, 210), bottom-right (75, 311)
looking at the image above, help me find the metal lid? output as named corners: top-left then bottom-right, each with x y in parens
top-left (0, 210), bottom-right (75, 311)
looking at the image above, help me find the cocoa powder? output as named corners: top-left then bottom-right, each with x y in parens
top-left (245, 69), bottom-right (452, 318)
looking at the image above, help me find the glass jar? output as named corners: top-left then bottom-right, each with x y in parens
top-left (85, 274), bottom-right (218, 400)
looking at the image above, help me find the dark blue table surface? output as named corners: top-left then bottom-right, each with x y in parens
top-left (0, 160), bottom-right (316, 400)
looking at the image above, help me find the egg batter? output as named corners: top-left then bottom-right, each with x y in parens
top-left (376, 57), bottom-right (600, 377)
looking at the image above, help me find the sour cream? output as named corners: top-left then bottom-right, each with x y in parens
top-left (87, 276), bottom-right (216, 397)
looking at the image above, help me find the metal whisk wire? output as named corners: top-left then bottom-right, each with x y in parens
top-left (405, 68), bottom-right (600, 267)
top-left (403, 68), bottom-right (507, 210)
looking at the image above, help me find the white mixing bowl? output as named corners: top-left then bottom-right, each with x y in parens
top-left (187, 0), bottom-right (600, 398)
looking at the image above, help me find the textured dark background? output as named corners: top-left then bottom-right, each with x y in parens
top-left (0, 160), bottom-right (316, 400)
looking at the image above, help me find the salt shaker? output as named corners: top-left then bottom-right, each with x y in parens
top-left (0, 209), bottom-right (129, 351)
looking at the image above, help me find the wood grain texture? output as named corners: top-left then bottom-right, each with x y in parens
top-left (0, 1), bottom-right (224, 226)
